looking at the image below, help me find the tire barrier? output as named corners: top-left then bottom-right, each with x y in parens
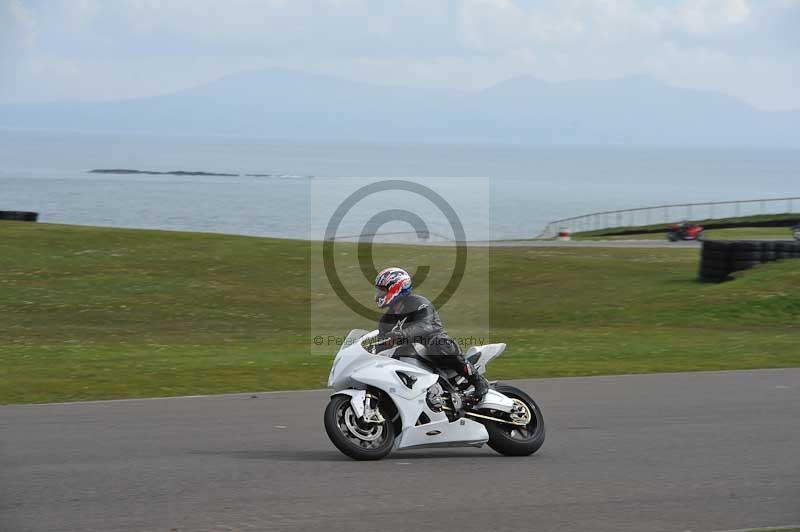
top-left (699, 240), bottom-right (800, 283)
top-left (0, 211), bottom-right (38, 222)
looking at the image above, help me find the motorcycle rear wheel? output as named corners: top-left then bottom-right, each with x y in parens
top-left (483, 384), bottom-right (545, 456)
top-left (324, 394), bottom-right (395, 460)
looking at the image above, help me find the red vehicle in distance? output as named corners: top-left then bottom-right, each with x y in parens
top-left (667, 221), bottom-right (704, 242)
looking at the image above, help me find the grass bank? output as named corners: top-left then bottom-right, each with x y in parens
top-left (1, 222), bottom-right (798, 404)
top-left (574, 212), bottom-right (799, 240)
top-left (576, 227), bottom-right (795, 240)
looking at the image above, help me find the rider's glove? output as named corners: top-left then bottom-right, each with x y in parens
top-left (386, 329), bottom-right (405, 346)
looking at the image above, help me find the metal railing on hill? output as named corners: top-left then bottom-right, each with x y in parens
top-left (535, 196), bottom-right (800, 239)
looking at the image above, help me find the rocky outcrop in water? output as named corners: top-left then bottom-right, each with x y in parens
top-left (89, 169), bottom-right (239, 176)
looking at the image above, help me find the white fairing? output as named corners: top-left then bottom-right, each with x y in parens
top-left (328, 330), bottom-right (518, 450)
top-left (464, 343), bottom-right (506, 375)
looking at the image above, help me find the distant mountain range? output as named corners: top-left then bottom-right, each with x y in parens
top-left (1, 68), bottom-right (798, 147)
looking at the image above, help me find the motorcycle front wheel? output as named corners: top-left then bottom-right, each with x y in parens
top-left (324, 394), bottom-right (395, 460)
top-left (483, 384), bottom-right (545, 456)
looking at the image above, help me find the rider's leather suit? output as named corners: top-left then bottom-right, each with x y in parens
top-left (378, 293), bottom-right (469, 376)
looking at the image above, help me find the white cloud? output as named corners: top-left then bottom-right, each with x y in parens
top-left (4, 0), bottom-right (37, 49)
top-left (457, 0), bottom-right (753, 49)
top-left (0, 0), bottom-right (796, 109)
top-left (325, 0), bottom-right (362, 6)
top-left (674, 0), bottom-right (751, 35)
top-left (459, 0), bottom-right (586, 49)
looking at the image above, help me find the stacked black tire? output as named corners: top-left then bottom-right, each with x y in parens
top-left (699, 240), bottom-right (800, 283)
top-left (0, 211), bottom-right (38, 222)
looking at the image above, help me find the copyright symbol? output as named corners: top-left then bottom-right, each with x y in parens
top-left (313, 336), bottom-right (324, 346)
top-left (323, 179), bottom-right (467, 321)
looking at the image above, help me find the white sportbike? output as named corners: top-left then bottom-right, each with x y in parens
top-left (324, 329), bottom-right (545, 460)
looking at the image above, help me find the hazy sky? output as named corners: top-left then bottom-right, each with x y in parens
top-left (1, 0), bottom-right (798, 110)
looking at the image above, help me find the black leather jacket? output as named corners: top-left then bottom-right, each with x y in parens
top-left (378, 294), bottom-right (444, 345)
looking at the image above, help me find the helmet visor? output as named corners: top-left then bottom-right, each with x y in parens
top-left (375, 286), bottom-right (388, 306)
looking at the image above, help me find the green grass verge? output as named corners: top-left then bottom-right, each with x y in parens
top-left (574, 212), bottom-right (800, 239)
top-left (576, 226), bottom-right (796, 241)
top-left (1, 222), bottom-right (799, 404)
top-left (737, 529), bottom-right (800, 532)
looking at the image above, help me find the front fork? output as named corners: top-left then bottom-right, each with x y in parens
top-left (333, 389), bottom-right (388, 425)
top-left (362, 390), bottom-right (384, 423)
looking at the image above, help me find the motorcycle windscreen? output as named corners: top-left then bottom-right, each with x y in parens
top-left (340, 329), bottom-right (371, 352)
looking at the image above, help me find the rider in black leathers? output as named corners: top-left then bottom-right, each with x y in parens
top-left (375, 268), bottom-right (489, 400)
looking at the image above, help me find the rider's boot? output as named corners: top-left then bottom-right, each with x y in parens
top-left (464, 362), bottom-right (489, 402)
top-left (468, 374), bottom-right (490, 401)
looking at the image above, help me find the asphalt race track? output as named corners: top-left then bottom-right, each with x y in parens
top-left (2, 369), bottom-right (798, 532)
